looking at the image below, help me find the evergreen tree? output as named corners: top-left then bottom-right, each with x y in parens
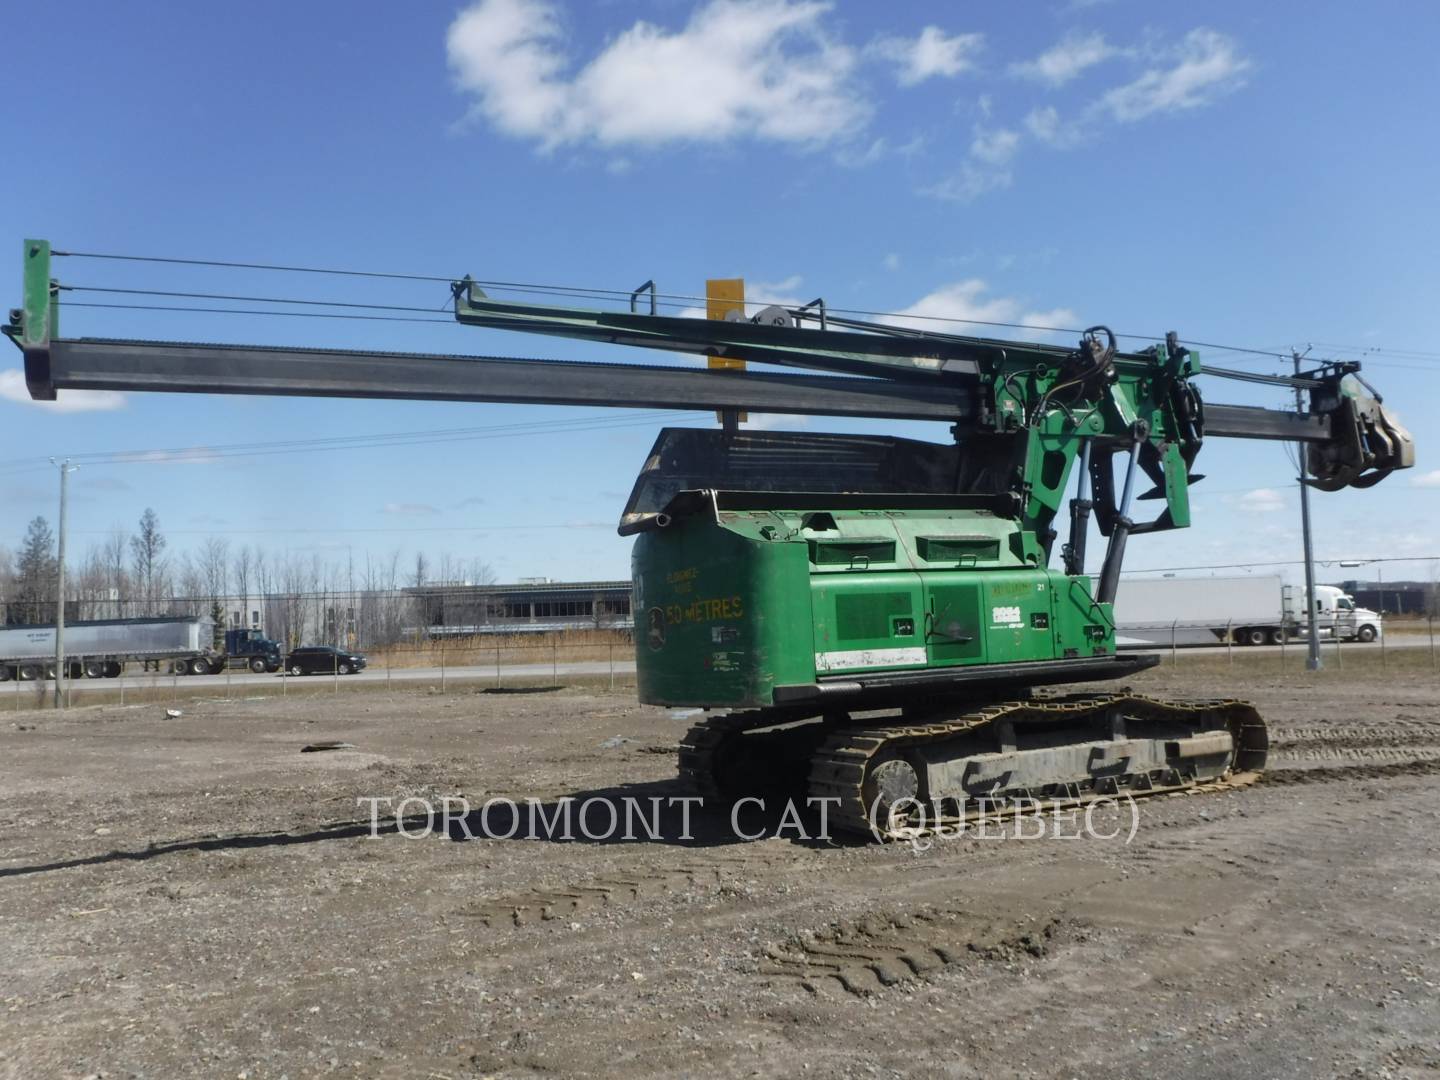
top-left (13, 517), bottom-right (57, 624)
top-left (210, 599), bottom-right (226, 650)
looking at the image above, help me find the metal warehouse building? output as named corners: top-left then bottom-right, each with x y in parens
top-left (1335, 580), bottom-right (1435, 617)
top-left (403, 579), bottom-right (633, 636)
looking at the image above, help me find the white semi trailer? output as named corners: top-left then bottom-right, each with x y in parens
top-left (1107, 575), bottom-right (1382, 648)
top-left (0, 616), bottom-right (225, 681)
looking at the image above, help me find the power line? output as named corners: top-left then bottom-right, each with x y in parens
top-left (61, 297), bottom-right (1437, 378)
top-left (67, 522), bottom-right (621, 536)
top-left (66, 285), bottom-right (451, 316)
top-left (1123, 554), bottom-right (1440, 575)
top-left (0, 411), bottom-right (711, 474)
top-left (54, 249), bottom-right (459, 284)
top-left (1306, 341), bottom-right (1440, 363)
top-left (66, 301), bottom-right (455, 326)
top-left (48, 248), bottom-right (1323, 360)
top-left (45, 248), bottom-right (1440, 380)
top-left (0, 408), bottom-right (700, 468)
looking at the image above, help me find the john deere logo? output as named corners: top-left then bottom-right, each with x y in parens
top-left (646, 607), bottom-right (667, 651)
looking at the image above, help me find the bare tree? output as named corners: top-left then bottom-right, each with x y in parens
top-left (233, 544), bottom-right (253, 628)
top-left (172, 551), bottom-right (206, 618)
top-left (100, 528), bottom-right (128, 618)
top-left (0, 545), bottom-right (14, 619)
top-left (197, 537), bottom-right (230, 644)
top-left (466, 557), bottom-right (497, 588)
top-left (359, 547), bottom-right (408, 646)
top-left (130, 508), bottom-right (167, 615)
top-left (74, 543), bottom-right (111, 619)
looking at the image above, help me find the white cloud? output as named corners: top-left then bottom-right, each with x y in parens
top-left (1097, 29), bottom-right (1250, 122)
top-left (127, 448), bottom-right (219, 466)
top-left (1234, 488), bottom-right (1286, 513)
top-left (1018, 306), bottom-right (1080, 331)
top-left (833, 135), bottom-right (889, 167)
top-left (446, 0), bottom-right (869, 149)
top-left (969, 127), bottom-right (1020, 166)
top-left (0, 369), bottom-right (126, 413)
top-left (1012, 31), bottom-right (1118, 86)
top-left (752, 275), bottom-right (805, 299)
top-left (925, 163), bottom-right (1013, 202)
top-left (872, 26), bottom-right (983, 87)
top-left (880, 280), bottom-right (1077, 338)
top-left (1024, 105), bottom-right (1060, 142)
top-left (740, 414), bottom-right (812, 431)
top-left (920, 27), bottom-right (1250, 202)
top-left (382, 502), bottom-right (441, 516)
top-left (1023, 104), bottom-right (1083, 147)
top-left (1411, 470), bottom-right (1440, 488)
top-left (926, 126), bottom-right (1020, 202)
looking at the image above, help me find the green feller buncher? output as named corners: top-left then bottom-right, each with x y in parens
top-left (9, 241), bottom-right (1414, 837)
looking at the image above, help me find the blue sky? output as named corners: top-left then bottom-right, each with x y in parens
top-left (3, 0), bottom-right (1438, 585)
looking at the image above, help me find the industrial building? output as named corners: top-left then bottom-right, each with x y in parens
top-left (402, 579), bottom-right (633, 636)
top-left (1335, 580), bottom-right (1436, 616)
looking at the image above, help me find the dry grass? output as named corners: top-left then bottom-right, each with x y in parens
top-left (365, 627), bottom-right (636, 669)
top-left (1132, 640), bottom-right (1440, 679)
top-left (7, 669), bottom-right (640, 713)
top-left (1378, 616), bottom-right (1438, 637)
top-left (10, 636), bottom-right (1433, 715)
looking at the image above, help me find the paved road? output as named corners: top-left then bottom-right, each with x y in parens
top-left (9, 658), bottom-right (640, 697)
top-left (10, 635), bottom-right (1433, 700)
top-left (1121, 635), bottom-right (1432, 658)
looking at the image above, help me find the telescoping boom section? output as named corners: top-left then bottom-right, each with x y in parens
top-left (5, 238), bottom-right (1416, 836)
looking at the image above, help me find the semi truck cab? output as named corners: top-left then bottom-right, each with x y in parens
top-left (222, 628), bottom-right (283, 672)
top-left (1308, 586), bottom-right (1382, 643)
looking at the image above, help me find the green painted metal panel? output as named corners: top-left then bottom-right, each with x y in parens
top-left (980, 572), bottom-right (1059, 664)
top-left (924, 580), bottom-right (984, 663)
top-left (835, 591), bottom-right (913, 641)
top-left (21, 238), bottom-right (51, 346)
top-left (808, 537), bottom-right (896, 566)
top-left (811, 570), bottom-right (925, 674)
top-left (1052, 571), bottom-right (1114, 658)
top-left (632, 517), bottom-right (812, 708)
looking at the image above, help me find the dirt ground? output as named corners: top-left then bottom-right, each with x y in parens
top-left (3, 663), bottom-right (1440, 1079)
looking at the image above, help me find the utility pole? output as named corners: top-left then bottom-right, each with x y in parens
top-left (1293, 351), bottom-right (1322, 671)
top-left (49, 458), bottom-right (80, 707)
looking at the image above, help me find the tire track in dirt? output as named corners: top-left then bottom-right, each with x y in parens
top-left (1271, 745), bottom-right (1440, 764)
top-left (453, 848), bottom-right (800, 928)
top-left (1269, 724), bottom-right (1440, 756)
top-left (450, 730), bottom-right (1440, 972)
top-left (744, 789), bottom-right (1377, 998)
top-left (1123, 803), bottom-right (1362, 883)
top-left (756, 906), bottom-right (1069, 997)
top-left (1263, 757), bottom-right (1440, 785)
top-left (458, 865), bottom-right (725, 927)
top-left (1272, 722), bottom-right (1439, 743)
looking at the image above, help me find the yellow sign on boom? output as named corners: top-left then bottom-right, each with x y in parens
top-left (706, 278), bottom-right (746, 425)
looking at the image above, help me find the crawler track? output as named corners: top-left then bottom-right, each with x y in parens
top-left (682, 692), bottom-right (1268, 840)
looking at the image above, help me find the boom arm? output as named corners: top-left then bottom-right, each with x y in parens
top-left (8, 238), bottom-right (1413, 598)
top-left (459, 276), bottom-right (1411, 600)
